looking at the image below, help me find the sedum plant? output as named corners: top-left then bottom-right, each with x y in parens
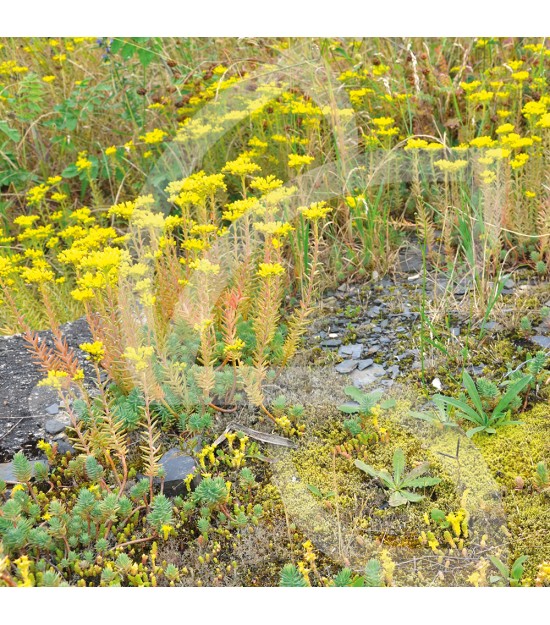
top-left (279, 564), bottom-right (308, 587)
top-left (338, 387), bottom-right (394, 439)
top-left (338, 387), bottom-right (384, 416)
top-left (280, 558), bottom-right (384, 587)
top-left (331, 559), bottom-right (384, 587)
top-left (409, 397), bottom-right (459, 430)
top-left (354, 448), bottom-right (441, 507)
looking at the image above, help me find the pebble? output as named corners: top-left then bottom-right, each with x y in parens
top-left (387, 365), bottom-right (400, 379)
top-left (56, 440), bottom-right (76, 455)
top-left (46, 403), bottom-right (59, 415)
top-left (45, 419), bottom-right (66, 435)
top-left (156, 448), bottom-right (200, 496)
top-left (483, 321), bottom-right (502, 332)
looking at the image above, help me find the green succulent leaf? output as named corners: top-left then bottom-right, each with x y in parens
top-left (364, 559), bottom-right (384, 586)
top-left (398, 490), bottom-right (424, 502)
top-left (403, 461), bottom-right (430, 481)
top-left (13, 451), bottom-right (33, 483)
top-left (280, 564), bottom-right (308, 587)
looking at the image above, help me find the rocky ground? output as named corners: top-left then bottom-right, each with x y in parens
top-left (0, 317), bottom-right (93, 468)
top-left (300, 244), bottom-right (550, 399)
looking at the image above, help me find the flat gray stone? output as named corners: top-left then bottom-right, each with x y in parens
top-left (387, 365), bottom-right (400, 379)
top-left (46, 403), bottom-right (59, 415)
top-left (56, 440), bottom-right (76, 456)
top-left (351, 364), bottom-right (386, 388)
top-left (338, 343), bottom-right (363, 359)
top-left (532, 335), bottom-right (550, 350)
top-left (357, 359), bottom-right (374, 370)
top-left (320, 338), bottom-right (342, 348)
top-left (335, 359), bottom-right (359, 374)
top-left (0, 317), bottom-right (93, 455)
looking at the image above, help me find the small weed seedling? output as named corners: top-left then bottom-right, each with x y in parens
top-left (488, 555), bottom-right (528, 587)
top-left (354, 448), bottom-right (441, 507)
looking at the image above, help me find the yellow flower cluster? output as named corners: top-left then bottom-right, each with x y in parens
top-left (75, 151), bottom-right (93, 172)
top-left (123, 346), bottom-right (155, 371)
top-left (256, 262), bottom-right (285, 278)
top-left (139, 128), bottom-right (167, 144)
top-left (300, 201), bottom-right (332, 221)
top-left (434, 159), bottom-right (468, 174)
top-left (79, 341), bottom-right (105, 362)
top-left (288, 154), bottom-right (314, 169)
top-left (222, 154), bottom-right (261, 177)
top-left (189, 258), bottom-right (220, 274)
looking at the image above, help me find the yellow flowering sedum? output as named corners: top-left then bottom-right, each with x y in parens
top-left (288, 154), bottom-right (314, 169)
top-left (123, 346), bottom-right (155, 371)
top-left (139, 128), bottom-right (167, 144)
top-left (434, 159), bottom-right (468, 174)
top-left (189, 258), bottom-right (220, 274)
top-left (222, 154), bottom-right (261, 177)
top-left (75, 151), bottom-right (93, 172)
top-left (300, 201), bottom-right (332, 221)
top-left (257, 262), bottom-right (285, 278)
top-left (79, 341), bottom-right (105, 362)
